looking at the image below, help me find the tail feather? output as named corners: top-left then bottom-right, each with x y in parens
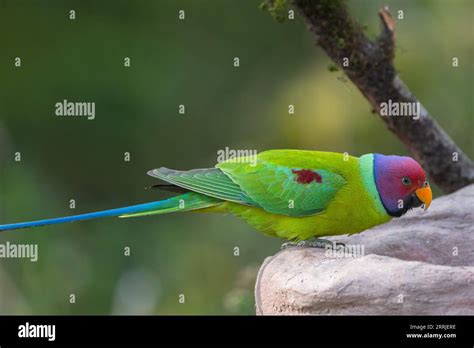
top-left (0, 193), bottom-right (221, 232)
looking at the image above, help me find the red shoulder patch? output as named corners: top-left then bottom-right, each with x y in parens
top-left (292, 169), bottom-right (322, 184)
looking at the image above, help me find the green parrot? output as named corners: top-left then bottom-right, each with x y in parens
top-left (0, 150), bottom-right (432, 241)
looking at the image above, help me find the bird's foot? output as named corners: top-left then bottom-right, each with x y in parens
top-left (280, 241), bottom-right (298, 250)
top-left (281, 238), bottom-right (345, 250)
top-left (299, 238), bottom-right (346, 249)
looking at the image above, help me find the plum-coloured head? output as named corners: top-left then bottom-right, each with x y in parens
top-left (373, 154), bottom-right (432, 217)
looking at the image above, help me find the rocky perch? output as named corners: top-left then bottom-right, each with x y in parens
top-left (255, 184), bottom-right (474, 315)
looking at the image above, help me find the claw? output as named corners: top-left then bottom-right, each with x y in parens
top-left (280, 241), bottom-right (297, 250)
top-left (282, 238), bottom-right (346, 250)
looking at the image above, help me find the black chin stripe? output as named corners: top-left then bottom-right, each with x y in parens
top-left (387, 193), bottom-right (421, 218)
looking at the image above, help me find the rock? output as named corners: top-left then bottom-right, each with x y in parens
top-left (255, 184), bottom-right (474, 315)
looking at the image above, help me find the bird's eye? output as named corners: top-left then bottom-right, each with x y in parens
top-left (402, 176), bottom-right (411, 186)
top-left (423, 181), bottom-right (429, 187)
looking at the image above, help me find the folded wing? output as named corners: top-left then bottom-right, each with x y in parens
top-left (148, 157), bottom-right (346, 217)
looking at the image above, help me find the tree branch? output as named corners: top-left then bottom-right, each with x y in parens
top-left (288, 0), bottom-right (474, 193)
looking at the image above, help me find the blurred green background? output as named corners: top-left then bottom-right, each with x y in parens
top-left (0, 0), bottom-right (472, 314)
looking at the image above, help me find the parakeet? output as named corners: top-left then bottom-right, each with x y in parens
top-left (0, 150), bottom-right (432, 241)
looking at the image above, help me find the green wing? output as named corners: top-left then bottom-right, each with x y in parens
top-left (147, 167), bottom-right (254, 204)
top-left (217, 159), bottom-right (346, 216)
top-left (150, 150), bottom-right (347, 217)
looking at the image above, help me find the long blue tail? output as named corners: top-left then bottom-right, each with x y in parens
top-left (0, 192), bottom-right (223, 232)
top-left (0, 200), bottom-right (169, 232)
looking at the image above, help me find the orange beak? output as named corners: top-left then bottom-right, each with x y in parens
top-left (415, 184), bottom-right (432, 210)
